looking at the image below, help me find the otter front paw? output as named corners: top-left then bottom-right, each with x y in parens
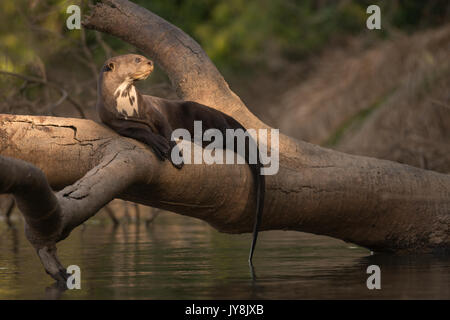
top-left (148, 135), bottom-right (170, 161)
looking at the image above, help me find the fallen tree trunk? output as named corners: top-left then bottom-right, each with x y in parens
top-left (0, 0), bottom-right (449, 282)
top-left (81, 0), bottom-right (449, 251)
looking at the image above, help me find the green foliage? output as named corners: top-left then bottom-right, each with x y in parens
top-left (0, 0), bottom-right (83, 72)
top-left (134, 0), bottom-right (449, 71)
top-left (0, 0), bottom-right (448, 77)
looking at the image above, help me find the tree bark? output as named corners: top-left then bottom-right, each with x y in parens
top-left (0, 0), bottom-right (449, 282)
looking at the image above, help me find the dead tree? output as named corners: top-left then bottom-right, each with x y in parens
top-left (0, 0), bottom-right (448, 283)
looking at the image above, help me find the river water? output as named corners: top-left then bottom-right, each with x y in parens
top-left (0, 212), bottom-right (448, 299)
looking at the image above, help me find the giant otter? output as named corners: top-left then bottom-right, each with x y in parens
top-left (96, 54), bottom-right (265, 264)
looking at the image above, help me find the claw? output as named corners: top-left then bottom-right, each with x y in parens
top-left (171, 160), bottom-right (184, 169)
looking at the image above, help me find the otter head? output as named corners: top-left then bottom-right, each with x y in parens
top-left (99, 54), bottom-right (154, 118)
top-left (101, 54), bottom-right (154, 84)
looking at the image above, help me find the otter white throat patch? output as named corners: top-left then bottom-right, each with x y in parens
top-left (114, 80), bottom-right (138, 117)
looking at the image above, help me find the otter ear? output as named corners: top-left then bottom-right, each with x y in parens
top-left (103, 62), bottom-right (115, 72)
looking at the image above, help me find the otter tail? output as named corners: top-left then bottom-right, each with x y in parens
top-left (220, 115), bottom-right (265, 264)
top-left (248, 152), bottom-right (265, 264)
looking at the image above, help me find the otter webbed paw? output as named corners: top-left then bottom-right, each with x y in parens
top-left (146, 134), bottom-right (171, 161)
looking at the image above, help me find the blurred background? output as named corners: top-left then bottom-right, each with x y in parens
top-left (0, 0), bottom-right (450, 299)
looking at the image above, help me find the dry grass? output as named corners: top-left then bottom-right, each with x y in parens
top-left (337, 56), bottom-right (450, 173)
top-left (273, 24), bottom-right (450, 173)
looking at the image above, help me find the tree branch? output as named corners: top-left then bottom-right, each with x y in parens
top-left (0, 70), bottom-right (86, 118)
top-left (0, 130), bottom-right (151, 282)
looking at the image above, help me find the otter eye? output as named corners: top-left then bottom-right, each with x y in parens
top-left (135, 58), bottom-right (141, 63)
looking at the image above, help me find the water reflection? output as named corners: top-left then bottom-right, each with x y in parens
top-left (0, 213), bottom-right (448, 299)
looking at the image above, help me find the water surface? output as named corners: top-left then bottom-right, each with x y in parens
top-left (0, 213), bottom-right (448, 299)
